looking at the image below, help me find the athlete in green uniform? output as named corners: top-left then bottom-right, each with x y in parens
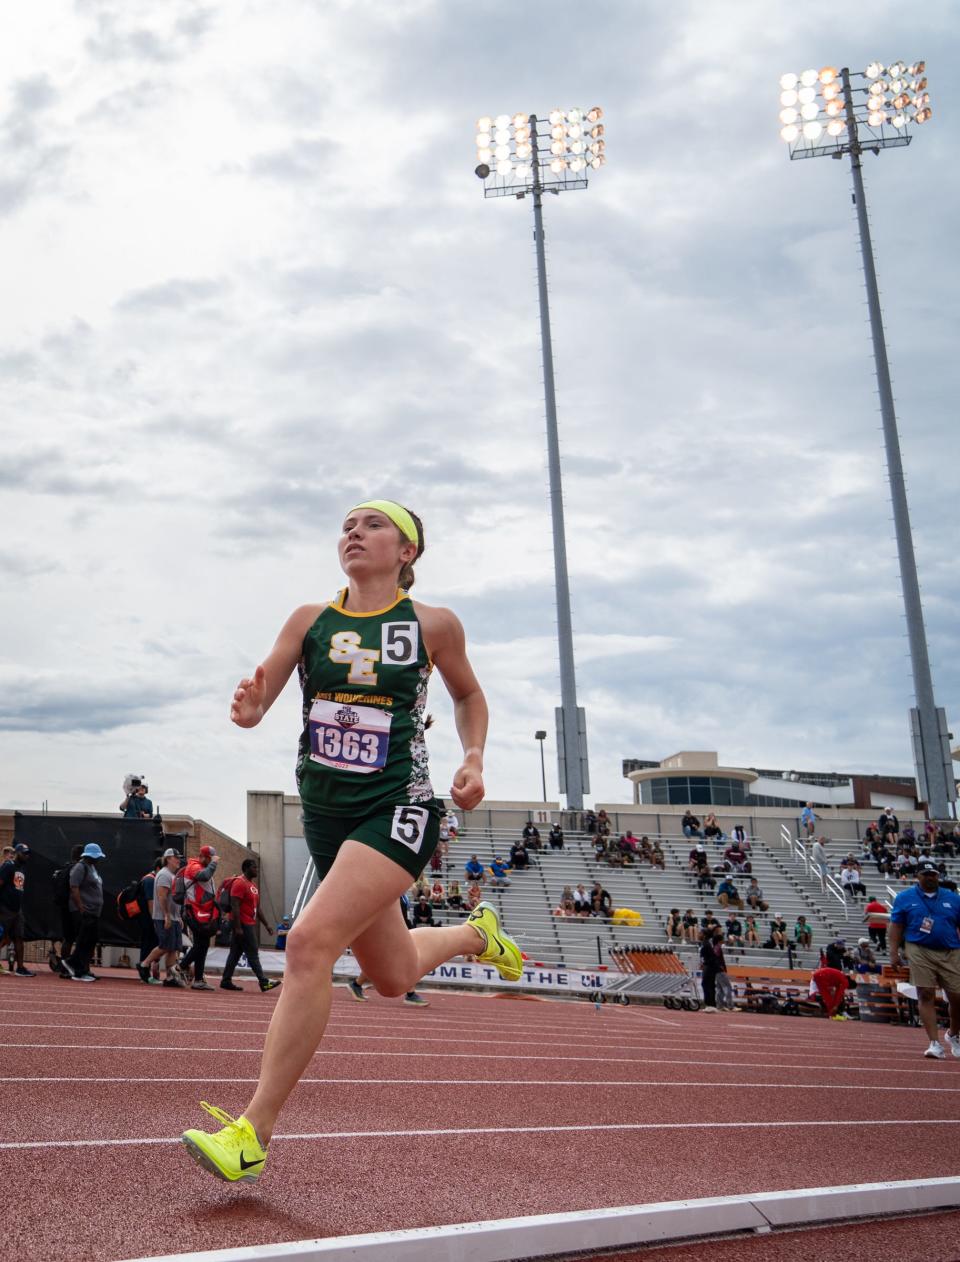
top-left (181, 499), bottom-right (522, 1183)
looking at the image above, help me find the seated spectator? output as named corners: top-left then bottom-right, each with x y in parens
top-left (430, 880), bottom-right (445, 909)
top-left (855, 937), bottom-right (878, 973)
top-left (825, 936), bottom-right (852, 971)
top-left (548, 823), bottom-right (564, 850)
top-left (725, 914), bottom-right (744, 946)
top-left (681, 810), bottom-right (702, 839)
top-left (638, 835), bottom-right (654, 864)
top-left (665, 908), bottom-right (683, 941)
top-left (731, 824), bottom-right (748, 846)
top-left (723, 840), bottom-right (751, 874)
top-left (489, 856), bottom-right (511, 887)
top-left (522, 821), bottom-right (542, 850)
top-left (716, 876), bottom-right (742, 909)
top-left (618, 831), bottom-right (639, 863)
top-left (744, 916), bottom-right (760, 946)
top-left (769, 915), bottom-right (788, 950)
top-left (446, 880), bottom-right (464, 911)
top-left (681, 908), bottom-right (699, 943)
top-left (413, 875), bottom-right (431, 900)
top-left (583, 809), bottom-right (597, 834)
top-left (596, 809), bottom-right (611, 837)
top-left (700, 912), bottom-right (720, 936)
top-left (650, 840), bottom-right (666, 870)
top-left (697, 862), bottom-right (716, 891)
top-left (509, 841), bottom-right (530, 870)
top-left (594, 835), bottom-right (612, 864)
top-left (554, 897), bottom-right (576, 918)
top-left (840, 863), bottom-right (866, 900)
top-left (412, 896), bottom-right (435, 927)
top-left (465, 881), bottom-right (482, 911)
top-left (703, 812), bottom-right (723, 846)
top-left (464, 854), bottom-right (485, 884)
top-left (745, 878), bottom-right (768, 912)
top-left (573, 883), bottom-right (592, 916)
top-left (794, 915), bottom-right (812, 948)
top-left (688, 843), bottom-right (707, 871)
top-left (591, 881), bottom-right (612, 921)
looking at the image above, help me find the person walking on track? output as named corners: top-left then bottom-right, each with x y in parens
top-left (219, 857), bottom-right (281, 993)
top-left (888, 861), bottom-right (960, 1060)
top-left (181, 499), bottom-right (521, 1181)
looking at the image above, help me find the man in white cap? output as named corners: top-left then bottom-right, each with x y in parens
top-left (889, 861), bottom-right (960, 1060)
top-left (60, 843), bottom-right (106, 982)
top-left (139, 848), bottom-right (187, 988)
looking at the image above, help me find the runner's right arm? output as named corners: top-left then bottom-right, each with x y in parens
top-left (231, 604), bottom-right (325, 728)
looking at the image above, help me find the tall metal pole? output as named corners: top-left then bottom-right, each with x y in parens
top-left (538, 737), bottom-right (547, 803)
top-left (840, 68), bottom-right (951, 820)
top-left (529, 116), bottom-right (584, 810)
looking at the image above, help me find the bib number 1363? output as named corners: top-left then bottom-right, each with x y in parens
top-left (391, 805), bottom-right (430, 854)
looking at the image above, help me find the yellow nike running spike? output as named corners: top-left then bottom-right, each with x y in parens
top-left (181, 1101), bottom-right (267, 1182)
top-left (467, 900), bottom-right (523, 982)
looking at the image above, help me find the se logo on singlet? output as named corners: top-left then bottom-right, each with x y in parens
top-left (328, 622), bottom-right (419, 686)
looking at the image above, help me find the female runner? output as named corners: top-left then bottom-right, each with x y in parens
top-left (181, 499), bottom-right (522, 1182)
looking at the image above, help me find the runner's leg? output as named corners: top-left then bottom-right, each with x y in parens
top-left (351, 904), bottom-right (482, 996)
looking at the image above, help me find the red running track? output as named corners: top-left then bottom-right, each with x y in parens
top-left (2, 972), bottom-right (960, 1262)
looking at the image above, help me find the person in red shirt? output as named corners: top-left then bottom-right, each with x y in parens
top-left (220, 858), bottom-right (280, 993)
top-left (811, 966), bottom-right (849, 1019)
top-left (864, 896), bottom-right (889, 952)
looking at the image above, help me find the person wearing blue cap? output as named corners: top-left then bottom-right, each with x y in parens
top-left (60, 843), bottom-right (106, 982)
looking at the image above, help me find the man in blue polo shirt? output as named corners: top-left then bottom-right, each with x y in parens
top-left (889, 861), bottom-right (960, 1060)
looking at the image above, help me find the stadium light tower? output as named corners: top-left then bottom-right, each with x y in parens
top-left (473, 107), bottom-right (606, 812)
top-left (779, 61), bottom-right (955, 821)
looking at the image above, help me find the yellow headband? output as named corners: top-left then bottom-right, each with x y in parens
top-left (346, 499), bottom-right (419, 546)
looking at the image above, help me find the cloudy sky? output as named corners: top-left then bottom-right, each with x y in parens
top-left (1, 0), bottom-right (957, 842)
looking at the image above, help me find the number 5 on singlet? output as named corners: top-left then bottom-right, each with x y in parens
top-left (391, 805), bottom-right (429, 854)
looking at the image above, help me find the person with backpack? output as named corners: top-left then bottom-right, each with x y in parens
top-left (135, 859), bottom-right (163, 983)
top-left (179, 845), bottom-right (220, 990)
top-left (219, 857), bottom-right (280, 994)
top-left (51, 845), bottom-right (83, 974)
top-left (60, 844), bottom-right (107, 982)
top-left (138, 848), bottom-right (187, 988)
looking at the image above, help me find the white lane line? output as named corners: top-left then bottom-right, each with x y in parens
top-left (3, 1041), bottom-right (956, 1077)
top-left (2, 1117), bottom-right (958, 1153)
top-left (0, 1020), bottom-right (928, 1064)
top-left (4, 1075), bottom-right (959, 1094)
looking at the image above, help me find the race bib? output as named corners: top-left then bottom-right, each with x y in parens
top-left (308, 699), bottom-right (391, 774)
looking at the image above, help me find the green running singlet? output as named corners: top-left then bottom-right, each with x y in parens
top-left (296, 589), bottom-right (434, 819)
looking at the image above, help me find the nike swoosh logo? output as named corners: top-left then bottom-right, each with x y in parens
top-left (239, 1151), bottom-right (264, 1170)
top-left (489, 935), bottom-right (507, 957)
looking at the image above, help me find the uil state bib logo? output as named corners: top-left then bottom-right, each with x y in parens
top-left (335, 706), bottom-right (360, 728)
top-left (308, 698), bottom-right (392, 775)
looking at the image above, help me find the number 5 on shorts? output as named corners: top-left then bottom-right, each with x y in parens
top-left (391, 805), bottom-right (429, 853)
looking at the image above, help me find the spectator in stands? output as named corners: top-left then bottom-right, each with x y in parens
top-left (732, 824), bottom-right (748, 846)
top-left (0, 843), bottom-right (33, 977)
top-left (591, 881), bottom-right (612, 921)
top-left (725, 914), bottom-right (744, 947)
top-left (573, 884), bottom-right (591, 917)
top-left (700, 926), bottom-right (735, 1012)
top-left (594, 834), bottom-right (613, 864)
top-left (554, 896), bottom-right (575, 918)
top-left (650, 840), bottom-right (666, 870)
top-left (489, 856), bottom-right (511, 887)
top-left (429, 838), bottom-right (446, 874)
top-left (596, 809), bottom-right (611, 838)
top-left (703, 813), bottom-right (723, 846)
top-left (465, 880), bottom-right (482, 911)
top-left (688, 842), bottom-right (707, 871)
top-left (681, 909), bottom-right (699, 943)
top-left (744, 916), bottom-right (760, 946)
top-left (855, 938), bottom-right (878, 973)
top-left (769, 914), bottom-right (788, 950)
top-left (723, 838), bottom-right (751, 874)
top-left (430, 880), bottom-right (445, 909)
top-left (583, 810), bottom-right (597, 834)
top-left (745, 878), bottom-right (768, 912)
top-left (618, 831), bottom-right (639, 863)
top-left (825, 936), bottom-right (851, 971)
top-left (509, 840), bottom-right (530, 870)
top-left (464, 854), bottom-right (485, 885)
top-left (801, 803), bottom-right (818, 838)
top-left (716, 875), bottom-right (742, 910)
top-left (522, 821), bottom-right (541, 850)
top-left (444, 808), bottom-right (459, 840)
top-left (794, 915), bottom-right (812, 949)
top-left (412, 896), bottom-right (435, 926)
top-left (864, 895), bottom-right (889, 951)
top-left (666, 908), bottom-right (683, 942)
top-left (700, 910), bottom-right (720, 934)
top-left (840, 863), bottom-right (867, 900)
top-left (696, 860), bottom-right (716, 892)
top-left (638, 835), bottom-right (654, 864)
top-left (413, 875), bottom-right (431, 900)
top-left (681, 810), bottom-right (702, 839)
top-left (810, 837), bottom-right (829, 878)
top-left (878, 808), bottom-right (900, 847)
top-left (548, 823), bottom-right (564, 850)
top-left (445, 880), bottom-right (464, 911)
top-left (121, 782), bottom-right (154, 818)
top-left (889, 862), bottom-right (960, 1060)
